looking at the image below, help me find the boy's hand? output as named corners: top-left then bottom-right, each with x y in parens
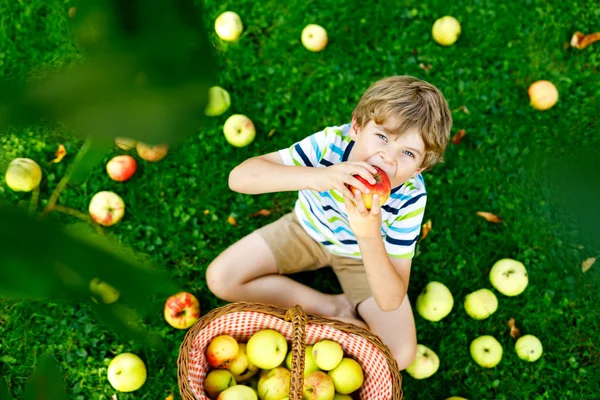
top-left (344, 189), bottom-right (382, 239)
top-left (316, 162), bottom-right (378, 202)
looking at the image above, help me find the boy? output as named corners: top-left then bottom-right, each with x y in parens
top-left (206, 75), bottom-right (452, 370)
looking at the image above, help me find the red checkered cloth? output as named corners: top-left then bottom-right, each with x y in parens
top-left (187, 311), bottom-right (393, 399)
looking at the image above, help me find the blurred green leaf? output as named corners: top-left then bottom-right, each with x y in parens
top-left (0, 380), bottom-right (11, 400)
top-left (23, 355), bottom-right (66, 400)
top-left (0, 0), bottom-right (218, 145)
top-left (68, 137), bottom-right (112, 185)
top-left (0, 205), bottom-right (178, 347)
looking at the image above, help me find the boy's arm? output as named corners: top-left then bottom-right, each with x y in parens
top-left (229, 151), bottom-right (321, 194)
top-left (356, 237), bottom-right (410, 312)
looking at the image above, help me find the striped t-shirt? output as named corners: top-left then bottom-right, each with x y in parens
top-left (278, 123), bottom-right (427, 259)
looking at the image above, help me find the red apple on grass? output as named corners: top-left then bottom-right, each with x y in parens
top-left (136, 142), bottom-right (168, 162)
top-left (106, 155), bottom-right (137, 182)
top-left (164, 291), bottom-right (201, 329)
top-left (346, 165), bottom-right (391, 209)
top-left (88, 191), bottom-right (125, 226)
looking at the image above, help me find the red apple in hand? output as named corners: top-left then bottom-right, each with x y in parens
top-left (164, 292), bottom-right (201, 329)
top-left (347, 165), bottom-right (391, 209)
top-left (106, 155), bottom-right (137, 182)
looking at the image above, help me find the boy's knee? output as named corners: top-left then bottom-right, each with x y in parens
top-left (393, 342), bottom-right (417, 371)
top-left (205, 261), bottom-right (234, 299)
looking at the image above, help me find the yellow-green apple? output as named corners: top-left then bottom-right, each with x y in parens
top-left (328, 358), bottom-right (364, 395)
top-left (106, 155), bottom-right (137, 182)
top-left (528, 80), bottom-right (558, 111)
top-left (301, 24), bottom-right (328, 52)
top-left (463, 288), bottom-right (498, 320)
top-left (228, 343), bottom-right (260, 382)
top-left (89, 278), bottom-right (119, 304)
top-left (136, 142), bottom-right (168, 162)
top-left (405, 344), bottom-right (439, 379)
top-left (416, 281), bottom-right (454, 322)
top-left (445, 397), bottom-right (468, 400)
top-left (333, 395), bottom-right (352, 400)
top-left (347, 165), bottom-right (391, 210)
top-left (164, 291), bottom-right (201, 329)
top-left (107, 353), bottom-right (147, 392)
top-left (312, 340), bottom-right (343, 371)
top-left (205, 86), bottom-right (231, 117)
top-left (217, 384), bottom-right (258, 400)
top-left (257, 366), bottom-right (291, 400)
top-left (5, 158), bottom-right (42, 192)
top-left (285, 345), bottom-right (320, 376)
top-left (246, 329), bottom-right (288, 370)
top-left (88, 191), bottom-right (125, 226)
top-left (223, 114), bottom-right (256, 147)
top-left (470, 335), bottom-right (502, 368)
top-left (302, 371), bottom-right (335, 400)
top-left (115, 137), bottom-right (137, 150)
top-left (515, 334), bottom-right (543, 362)
top-left (489, 258), bottom-right (528, 296)
top-left (205, 369), bottom-right (236, 399)
top-left (206, 335), bottom-right (239, 369)
top-left (432, 16), bottom-right (461, 46)
top-left (214, 11), bottom-right (243, 42)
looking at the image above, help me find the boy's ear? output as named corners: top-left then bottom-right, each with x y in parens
top-left (350, 116), bottom-right (360, 140)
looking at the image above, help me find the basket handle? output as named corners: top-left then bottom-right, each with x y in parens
top-left (285, 304), bottom-right (307, 400)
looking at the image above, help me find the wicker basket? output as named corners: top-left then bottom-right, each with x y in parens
top-left (177, 302), bottom-right (403, 400)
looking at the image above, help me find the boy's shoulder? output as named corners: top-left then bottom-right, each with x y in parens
top-left (389, 173), bottom-right (427, 203)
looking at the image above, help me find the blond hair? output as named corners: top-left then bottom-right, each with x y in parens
top-left (353, 76), bottom-right (452, 170)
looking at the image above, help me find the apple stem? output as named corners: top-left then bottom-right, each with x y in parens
top-left (52, 205), bottom-right (105, 236)
top-left (40, 175), bottom-right (71, 219)
top-left (29, 185), bottom-right (40, 215)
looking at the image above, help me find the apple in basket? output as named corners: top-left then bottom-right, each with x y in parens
top-left (333, 394), bottom-right (353, 400)
top-left (217, 384), bottom-right (258, 400)
top-left (205, 369), bottom-right (236, 399)
top-left (228, 343), bottom-right (260, 382)
top-left (246, 329), bottom-right (288, 370)
top-left (285, 345), bottom-right (320, 376)
top-left (206, 335), bottom-right (240, 368)
top-left (328, 358), bottom-right (364, 395)
top-left (312, 340), bottom-right (344, 371)
top-left (302, 371), bottom-right (335, 400)
top-left (257, 366), bottom-right (291, 400)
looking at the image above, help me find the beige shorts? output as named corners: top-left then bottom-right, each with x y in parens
top-left (256, 211), bottom-right (372, 310)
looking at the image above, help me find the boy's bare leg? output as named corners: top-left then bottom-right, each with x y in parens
top-left (206, 232), bottom-right (363, 325)
top-left (357, 295), bottom-right (418, 370)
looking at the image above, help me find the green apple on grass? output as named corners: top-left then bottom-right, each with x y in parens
top-left (5, 158), bottom-right (42, 192)
top-left (515, 334), bottom-right (543, 362)
top-left (416, 281), bottom-right (454, 321)
top-left (223, 114), bottom-right (256, 147)
top-left (107, 353), bottom-right (147, 392)
top-left (489, 258), bottom-right (529, 296)
top-left (464, 288), bottom-right (498, 320)
top-left (205, 86), bottom-right (231, 117)
top-left (470, 335), bottom-right (503, 368)
top-left (301, 24), bottom-right (328, 52)
top-left (405, 344), bottom-right (440, 379)
top-left (432, 16), bottom-right (461, 46)
top-left (215, 11), bottom-right (243, 42)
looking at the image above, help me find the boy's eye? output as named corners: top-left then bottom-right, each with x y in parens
top-left (403, 150), bottom-right (415, 158)
top-left (377, 133), bottom-right (388, 142)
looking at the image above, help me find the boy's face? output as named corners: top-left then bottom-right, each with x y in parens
top-left (349, 118), bottom-right (426, 188)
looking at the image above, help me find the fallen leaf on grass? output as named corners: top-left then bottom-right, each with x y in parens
top-left (268, 129), bottom-right (276, 137)
top-left (227, 214), bottom-right (238, 226)
top-left (508, 318), bottom-right (521, 338)
top-left (570, 31), bottom-right (600, 50)
top-left (582, 257), bottom-right (596, 273)
top-left (249, 209), bottom-right (271, 218)
top-left (477, 211), bottom-right (502, 223)
top-left (419, 63), bottom-right (432, 71)
top-left (165, 394), bottom-right (174, 400)
top-left (420, 219), bottom-right (432, 241)
top-left (51, 144), bottom-right (67, 163)
top-left (452, 105), bottom-right (470, 114)
top-left (68, 7), bottom-right (77, 18)
top-left (452, 129), bottom-right (466, 145)
top-left (203, 209), bottom-right (210, 215)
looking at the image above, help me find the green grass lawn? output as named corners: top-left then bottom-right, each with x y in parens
top-left (1, 0), bottom-right (600, 399)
